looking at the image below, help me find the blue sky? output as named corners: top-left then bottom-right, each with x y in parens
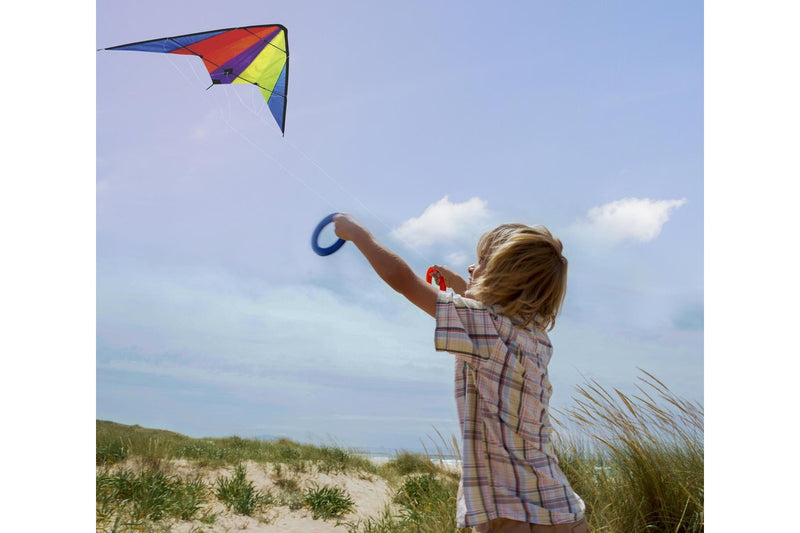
top-left (93, 0), bottom-right (704, 451)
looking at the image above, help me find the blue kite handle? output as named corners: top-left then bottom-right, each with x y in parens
top-left (311, 213), bottom-right (346, 256)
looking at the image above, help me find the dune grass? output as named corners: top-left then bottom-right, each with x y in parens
top-left (95, 421), bottom-right (452, 531)
top-left (96, 420), bottom-right (378, 474)
top-left (214, 463), bottom-right (273, 516)
top-left (96, 467), bottom-right (215, 530)
top-left (97, 370), bottom-right (703, 532)
top-left (554, 370), bottom-right (704, 532)
top-left (303, 483), bottom-right (356, 520)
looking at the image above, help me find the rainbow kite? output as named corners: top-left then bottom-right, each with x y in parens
top-left (103, 25), bottom-right (289, 134)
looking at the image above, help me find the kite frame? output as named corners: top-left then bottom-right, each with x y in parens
top-left (102, 24), bottom-right (290, 134)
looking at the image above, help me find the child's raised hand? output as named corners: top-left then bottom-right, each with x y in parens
top-left (332, 213), bottom-right (368, 243)
top-left (429, 264), bottom-right (468, 296)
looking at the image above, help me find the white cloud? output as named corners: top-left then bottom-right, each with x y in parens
top-left (573, 197), bottom-right (687, 244)
top-left (445, 251), bottom-right (470, 266)
top-left (391, 196), bottom-right (490, 247)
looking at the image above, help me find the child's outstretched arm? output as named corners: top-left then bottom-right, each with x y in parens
top-left (333, 213), bottom-right (439, 318)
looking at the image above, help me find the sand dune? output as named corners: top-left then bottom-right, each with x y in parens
top-left (126, 458), bottom-right (397, 532)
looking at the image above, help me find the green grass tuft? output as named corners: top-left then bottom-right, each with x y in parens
top-left (213, 463), bottom-right (272, 516)
top-left (303, 483), bottom-right (356, 520)
top-left (96, 439), bottom-right (128, 466)
top-left (383, 450), bottom-right (438, 476)
top-left (96, 467), bottom-right (212, 530)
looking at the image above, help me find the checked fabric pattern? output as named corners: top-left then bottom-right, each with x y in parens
top-left (435, 292), bottom-right (585, 528)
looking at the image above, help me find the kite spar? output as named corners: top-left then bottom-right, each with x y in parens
top-left (102, 25), bottom-right (289, 134)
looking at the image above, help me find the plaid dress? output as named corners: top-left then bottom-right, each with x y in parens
top-left (434, 292), bottom-right (585, 528)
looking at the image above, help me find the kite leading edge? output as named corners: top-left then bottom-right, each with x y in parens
top-left (102, 24), bottom-right (289, 135)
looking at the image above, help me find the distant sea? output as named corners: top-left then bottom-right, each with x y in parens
top-left (356, 451), bottom-right (461, 470)
top-left (252, 435), bottom-right (462, 468)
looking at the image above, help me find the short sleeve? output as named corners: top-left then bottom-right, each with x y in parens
top-left (434, 291), bottom-right (502, 363)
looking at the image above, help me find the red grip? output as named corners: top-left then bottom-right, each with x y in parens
top-left (426, 267), bottom-right (447, 291)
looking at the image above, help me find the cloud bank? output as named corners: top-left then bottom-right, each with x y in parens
top-left (95, 261), bottom-right (459, 447)
top-left (573, 197), bottom-right (687, 244)
top-left (96, 263), bottom-right (448, 388)
top-left (391, 196), bottom-right (490, 248)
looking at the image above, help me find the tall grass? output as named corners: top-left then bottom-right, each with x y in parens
top-left (96, 467), bottom-right (213, 530)
top-left (96, 420), bottom-right (378, 473)
top-left (554, 370), bottom-right (704, 532)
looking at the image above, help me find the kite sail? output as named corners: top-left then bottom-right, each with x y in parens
top-left (103, 25), bottom-right (289, 134)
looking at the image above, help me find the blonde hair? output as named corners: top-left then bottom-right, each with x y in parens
top-left (469, 223), bottom-right (568, 331)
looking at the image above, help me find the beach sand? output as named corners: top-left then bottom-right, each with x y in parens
top-left (126, 458), bottom-right (397, 532)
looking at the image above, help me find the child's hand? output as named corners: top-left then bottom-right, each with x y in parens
top-left (333, 213), bottom-right (368, 243)
top-left (429, 264), bottom-right (468, 296)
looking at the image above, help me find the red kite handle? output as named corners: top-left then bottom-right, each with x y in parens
top-left (426, 267), bottom-right (447, 291)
